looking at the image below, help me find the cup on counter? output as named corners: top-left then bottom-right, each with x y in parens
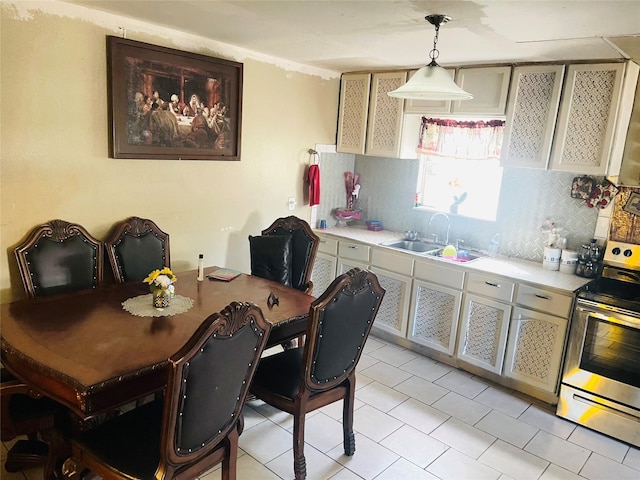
top-left (559, 249), bottom-right (578, 274)
top-left (543, 246), bottom-right (561, 271)
top-left (319, 219), bottom-right (327, 229)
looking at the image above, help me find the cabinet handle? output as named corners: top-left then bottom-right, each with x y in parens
top-left (348, 245), bottom-right (358, 249)
top-left (534, 294), bottom-right (550, 300)
top-left (320, 240), bottom-right (327, 244)
top-left (485, 281), bottom-right (500, 288)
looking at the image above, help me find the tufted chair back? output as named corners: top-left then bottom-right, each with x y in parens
top-left (14, 219), bottom-right (103, 298)
top-left (261, 216), bottom-right (319, 293)
top-left (106, 216), bottom-right (170, 283)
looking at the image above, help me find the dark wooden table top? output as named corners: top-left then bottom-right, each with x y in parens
top-left (1, 267), bottom-right (314, 418)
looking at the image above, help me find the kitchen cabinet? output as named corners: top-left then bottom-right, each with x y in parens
top-left (336, 73), bottom-right (371, 154)
top-left (336, 71), bottom-right (406, 157)
top-left (451, 66), bottom-right (511, 116)
top-left (310, 235), bottom-right (338, 296)
top-left (408, 260), bottom-right (465, 355)
top-left (337, 239), bottom-right (370, 276)
top-left (457, 273), bottom-right (514, 374)
top-left (502, 284), bottom-right (572, 393)
top-left (550, 63), bottom-right (625, 174)
top-left (501, 65), bottom-right (565, 169)
top-left (369, 248), bottom-right (413, 339)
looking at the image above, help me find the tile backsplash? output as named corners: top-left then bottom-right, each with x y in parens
top-left (316, 151), bottom-right (603, 262)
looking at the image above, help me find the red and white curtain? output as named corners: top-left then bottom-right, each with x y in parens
top-left (418, 117), bottom-right (505, 160)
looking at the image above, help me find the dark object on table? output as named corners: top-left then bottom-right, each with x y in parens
top-left (14, 219), bottom-right (103, 298)
top-left (249, 268), bottom-right (385, 480)
top-left (66, 301), bottom-right (272, 480)
top-left (106, 216), bottom-right (170, 283)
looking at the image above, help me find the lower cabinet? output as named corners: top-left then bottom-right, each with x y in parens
top-left (409, 280), bottom-right (462, 355)
top-left (503, 309), bottom-right (568, 394)
top-left (369, 266), bottom-right (412, 338)
top-left (310, 252), bottom-right (337, 296)
top-left (458, 294), bottom-right (512, 374)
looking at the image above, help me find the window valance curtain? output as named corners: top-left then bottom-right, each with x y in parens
top-left (418, 117), bottom-right (505, 160)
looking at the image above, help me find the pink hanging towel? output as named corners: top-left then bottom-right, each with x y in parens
top-left (307, 164), bottom-right (320, 206)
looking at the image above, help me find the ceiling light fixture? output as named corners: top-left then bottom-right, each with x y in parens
top-left (388, 14), bottom-right (473, 101)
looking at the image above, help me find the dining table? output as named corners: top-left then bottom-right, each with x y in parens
top-left (1, 267), bottom-right (315, 420)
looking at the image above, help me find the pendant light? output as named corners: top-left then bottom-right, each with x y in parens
top-left (388, 14), bottom-right (473, 100)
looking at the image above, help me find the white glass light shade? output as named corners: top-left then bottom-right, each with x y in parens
top-left (388, 65), bottom-right (473, 100)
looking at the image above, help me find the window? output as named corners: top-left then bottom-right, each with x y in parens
top-left (415, 117), bottom-right (505, 221)
top-left (416, 155), bottom-right (503, 221)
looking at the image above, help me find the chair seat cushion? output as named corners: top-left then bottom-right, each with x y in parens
top-left (252, 348), bottom-right (304, 400)
top-left (249, 235), bottom-right (293, 286)
top-left (73, 400), bottom-right (163, 479)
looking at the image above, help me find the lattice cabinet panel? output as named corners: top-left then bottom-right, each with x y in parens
top-left (458, 294), bottom-right (512, 374)
top-left (503, 307), bottom-right (568, 393)
top-left (336, 73), bottom-right (371, 154)
top-left (366, 72), bottom-right (407, 158)
top-left (408, 280), bottom-right (462, 355)
top-left (501, 65), bottom-right (565, 169)
top-left (310, 252), bottom-right (337, 297)
top-left (369, 266), bottom-right (411, 338)
top-left (550, 63), bottom-right (625, 174)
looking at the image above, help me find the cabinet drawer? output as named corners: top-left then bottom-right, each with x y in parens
top-left (414, 260), bottom-right (465, 290)
top-left (371, 248), bottom-right (413, 276)
top-left (338, 241), bottom-right (370, 263)
top-left (466, 273), bottom-right (514, 302)
top-left (317, 236), bottom-right (338, 255)
top-left (516, 284), bottom-right (573, 318)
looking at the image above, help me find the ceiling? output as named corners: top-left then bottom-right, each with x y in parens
top-left (67, 0), bottom-right (640, 72)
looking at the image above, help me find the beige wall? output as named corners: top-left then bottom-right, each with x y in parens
top-left (0, 3), bottom-right (339, 303)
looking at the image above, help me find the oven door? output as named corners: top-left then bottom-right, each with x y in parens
top-left (562, 299), bottom-right (640, 409)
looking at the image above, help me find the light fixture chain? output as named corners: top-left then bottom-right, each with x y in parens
top-left (429, 22), bottom-right (440, 62)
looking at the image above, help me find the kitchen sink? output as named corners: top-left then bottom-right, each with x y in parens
top-left (381, 240), bottom-right (438, 253)
top-left (426, 248), bottom-right (485, 263)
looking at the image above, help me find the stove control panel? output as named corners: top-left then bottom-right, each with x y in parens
top-left (604, 241), bottom-right (640, 270)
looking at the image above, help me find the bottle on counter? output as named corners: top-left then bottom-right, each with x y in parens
top-left (197, 254), bottom-right (204, 281)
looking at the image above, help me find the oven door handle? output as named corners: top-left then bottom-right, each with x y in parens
top-left (576, 300), bottom-right (640, 329)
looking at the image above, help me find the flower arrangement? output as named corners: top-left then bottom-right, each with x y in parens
top-left (144, 267), bottom-right (177, 297)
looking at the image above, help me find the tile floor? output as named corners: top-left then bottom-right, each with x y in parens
top-left (2, 336), bottom-right (639, 480)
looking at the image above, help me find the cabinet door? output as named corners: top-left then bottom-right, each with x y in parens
top-left (369, 266), bottom-right (411, 338)
top-left (365, 71), bottom-right (407, 158)
top-left (408, 280), bottom-right (462, 355)
top-left (336, 73), bottom-right (371, 154)
top-left (501, 65), bottom-right (565, 169)
top-left (458, 294), bottom-right (512, 374)
top-left (310, 252), bottom-right (337, 297)
top-left (451, 66), bottom-right (511, 115)
top-left (504, 307), bottom-right (568, 393)
top-left (550, 63), bottom-right (625, 174)
top-left (403, 68), bottom-right (455, 114)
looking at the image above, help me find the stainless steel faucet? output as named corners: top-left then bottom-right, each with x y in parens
top-left (427, 213), bottom-right (450, 245)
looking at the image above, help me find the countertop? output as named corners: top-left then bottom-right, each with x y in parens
top-left (316, 226), bottom-right (593, 294)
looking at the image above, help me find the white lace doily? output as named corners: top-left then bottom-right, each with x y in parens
top-left (122, 294), bottom-right (194, 317)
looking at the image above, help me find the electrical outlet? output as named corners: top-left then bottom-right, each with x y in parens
top-left (288, 197), bottom-right (296, 211)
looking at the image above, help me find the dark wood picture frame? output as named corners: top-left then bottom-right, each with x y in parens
top-left (107, 36), bottom-right (242, 161)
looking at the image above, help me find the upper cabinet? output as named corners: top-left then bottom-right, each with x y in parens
top-left (501, 65), bottom-right (565, 169)
top-left (550, 63), bottom-right (625, 174)
top-left (336, 71), bottom-right (406, 157)
top-left (336, 73), bottom-right (371, 154)
top-left (451, 66), bottom-right (512, 115)
top-left (404, 69), bottom-right (455, 114)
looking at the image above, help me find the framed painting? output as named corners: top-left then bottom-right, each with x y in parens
top-left (107, 36), bottom-right (242, 160)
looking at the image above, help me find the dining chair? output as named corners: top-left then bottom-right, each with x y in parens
top-left (260, 216), bottom-right (320, 293)
top-left (1, 368), bottom-right (68, 480)
top-left (105, 216), bottom-right (170, 283)
top-left (14, 219), bottom-right (103, 298)
top-left (249, 268), bottom-right (385, 480)
top-left (65, 301), bottom-right (272, 480)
